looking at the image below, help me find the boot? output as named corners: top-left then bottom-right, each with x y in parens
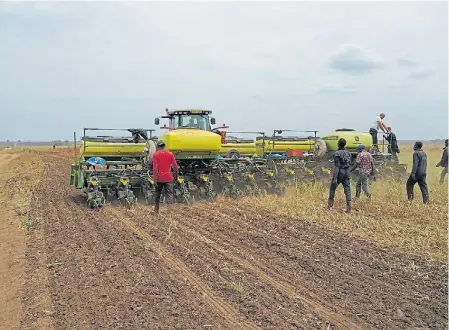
top-left (327, 199), bottom-right (334, 210)
top-left (345, 201), bottom-right (351, 213)
top-left (354, 189), bottom-right (360, 201)
top-left (153, 204), bottom-right (160, 215)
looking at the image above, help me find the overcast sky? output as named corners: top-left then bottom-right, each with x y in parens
top-left (0, 1), bottom-right (447, 141)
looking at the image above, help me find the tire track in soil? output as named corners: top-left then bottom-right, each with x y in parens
top-left (113, 207), bottom-right (329, 328)
top-left (106, 207), bottom-right (262, 330)
top-left (29, 154), bottom-right (229, 329)
top-left (216, 200), bottom-right (448, 305)
top-left (113, 206), bottom-right (325, 329)
top-left (165, 210), bottom-right (364, 330)
top-left (65, 201), bottom-right (222, 329)
top-left (120, 204), bottom-right (364, 329)
top-left (173, 202), bottom-right (447, 329)
top-left (181, 203), bottom-right (440, 297)
top-left (189, 200), bottom-right (446, 301)
top-left (228, 198), bottom-right (442, 275)
top-left (45, 199), bottom-right (101, 328)
top-left (29, 161), bottom-right (123, 328)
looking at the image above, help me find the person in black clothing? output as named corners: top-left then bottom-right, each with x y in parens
top-left (406, 141), bottom-right (429, 204)
top-left (383, 126), bottom-right (400, 162)
top-left (436, 139), bottom-right (448, 184)
top-left (328, 138), bottom-right (352, 213)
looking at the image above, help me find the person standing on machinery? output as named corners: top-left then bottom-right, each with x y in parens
top-left (152, 140), bottom-right (179, 214)
top-left (369, 113), bottom-right (388, 150)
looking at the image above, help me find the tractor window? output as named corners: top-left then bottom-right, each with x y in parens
top-left (174, 114), bottom-right (211, 131)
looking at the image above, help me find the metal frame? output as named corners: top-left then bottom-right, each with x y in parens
top-left (268, 129), bottom-right (319, 158)
top-left (75, 128), bottom-right (155, 163)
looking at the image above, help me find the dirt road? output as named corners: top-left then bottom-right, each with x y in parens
top-left (2, 150), bottom-right (447, 329)
top-left (0, 150), bottom-right (23, 330)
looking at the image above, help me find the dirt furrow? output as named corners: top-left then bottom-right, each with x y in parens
top-left (224, 198), bottom-right (441, 272)
top-left (106, 207), bottom-right (261, 330)
top-left (170, 204), bottom-right (447, 329)
top-left (25, 154), bottom-right (227, 329)
top-left (186, 201), bottom-right (446, 298)
top-left (209, 200), bottom-right (438, 273)
top-left (79, 204), bottom-right (223, 329)
top-left (122, 205), bottom-right (355, 329)
top-left (167, 213), bottom-right (364, 330)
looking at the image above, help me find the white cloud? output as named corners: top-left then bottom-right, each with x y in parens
top-left (251, 93), bottom-right (264, 101)
top-left (396, 52), bottom-right (419, 68)
top-left (318, 84), bottom-right (356, 94)
top-left (328, 44), bottom-right (386, 74)
top-left (409, 68), bottom-right (434, 79)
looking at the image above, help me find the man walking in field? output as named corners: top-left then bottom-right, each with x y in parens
top-left (436, 139), bottom-right (448, 184)
top-left (152, 140), bottom-right (179, 214)
top-left (383, 126), bottom-right (400, 162)
top-left (350, 144), bottom-right (374, 200)
top-left (407, 141), bottom-right (429, 204)
top-left (369, 113), bottom-right (388, 149)
top-left (328, 138), bottom-right (352, 213)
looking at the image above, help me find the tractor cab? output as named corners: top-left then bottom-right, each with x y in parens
top-left (155, 108), bottom-right (216, 131)
top-left (153, 108), bottom-right (222, 159)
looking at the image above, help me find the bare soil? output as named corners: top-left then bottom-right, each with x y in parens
top-left (0, 151), bottom-right (23, 330)
top-left (1, 150), bottom-right (447, 329)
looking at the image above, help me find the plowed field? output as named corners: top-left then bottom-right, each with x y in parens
top-left (2, 149), bottom-right (447, 330)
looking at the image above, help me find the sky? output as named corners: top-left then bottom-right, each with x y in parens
top-left (0, 1), bottom-right (447, 141)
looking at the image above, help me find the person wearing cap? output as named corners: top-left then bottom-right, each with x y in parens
top-left (328, 138), bottom-right (352, 213)
top-left (407, 141), bottom-right (429, 204)
top-left (383, 126), bottom-right (400, 162)
top-left (152, 140), bottom-right (179, 214)
top-left (350, 144), bottom-right (374, 200)
top-left (436, 139), bottom-right (448, 184)
top-left (369, 113), bottom-right (388, 149)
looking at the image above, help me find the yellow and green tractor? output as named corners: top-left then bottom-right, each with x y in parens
top-left (69, 108), bottom-right (407, 208)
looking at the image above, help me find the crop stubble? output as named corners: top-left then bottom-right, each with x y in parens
top-left (21, 151), bottom-right (448, 329)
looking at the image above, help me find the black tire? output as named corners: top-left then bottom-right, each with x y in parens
top-left (227, 150), bottom-right (240, 159)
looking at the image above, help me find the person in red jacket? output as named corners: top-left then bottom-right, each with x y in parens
top-left (152, 140), bottom-right (179, 214)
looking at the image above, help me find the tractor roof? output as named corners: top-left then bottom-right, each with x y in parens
top-left (165, 108), bottom-right (212, 116)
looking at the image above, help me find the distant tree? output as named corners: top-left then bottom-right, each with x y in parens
top-left (53, 140), bottom-right (63, 146)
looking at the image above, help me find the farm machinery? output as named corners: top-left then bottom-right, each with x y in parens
top-left (69, 109), bottom-right (408, 208)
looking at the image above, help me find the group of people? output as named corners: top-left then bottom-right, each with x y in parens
top-left (328, 113), bottom-right (448, 213)
top-left (327, 139), bottom-right (373, 213)
top-left (150, 116), bottom-right (448, 215)
top-left (369, 112), bottom-right (400, 161)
